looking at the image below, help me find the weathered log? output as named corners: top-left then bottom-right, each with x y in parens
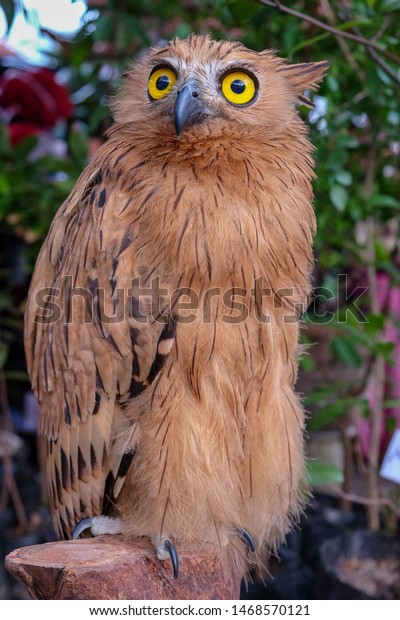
top-left (5, 535), bottom-right (241, 600)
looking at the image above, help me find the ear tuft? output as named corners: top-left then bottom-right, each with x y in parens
top-left (279, 60), bottom-right (329, 102)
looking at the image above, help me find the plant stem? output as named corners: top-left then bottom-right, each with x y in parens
top-left (339, 416), bottom-right (354, 512)
top-left (0, 369), bottom-right (14, 433)
top-left (364, 142), bottom-right (385, 531)
top-left (328, 484), bottom-right (400, 518)
top-left (0, 369), bottom-right (29, 530)
top-left (0, 452), bottom-right (28, 530)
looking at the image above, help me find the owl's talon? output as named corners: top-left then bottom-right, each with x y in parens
top-left (165, 539), bottom-right (179, 579)
top-left (155, 537), bottom-right (179, 579)
top-left (72, 517), bottom-right (93, 539)
top-left (237, 527), bottom-right (256, 553)
top-left (72, 515), bottom-right (124, 539)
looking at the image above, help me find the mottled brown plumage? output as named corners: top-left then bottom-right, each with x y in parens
top-left (25, 35), bottom-right (327, 576)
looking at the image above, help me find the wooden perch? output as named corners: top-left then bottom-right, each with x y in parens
top-left (5, 536), bottom-right (241, 600)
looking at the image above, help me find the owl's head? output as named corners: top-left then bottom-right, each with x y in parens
top-left (113, 35), bottom-right (327, 148)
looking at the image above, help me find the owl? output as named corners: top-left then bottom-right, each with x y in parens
top-left (25, 35), bottom-right (327, 579)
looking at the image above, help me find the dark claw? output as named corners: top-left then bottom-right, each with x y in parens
top-left (72, 517), bottom-right (93, 540)
top-left (164, 539), bottom-right (179, 579)
top-left (238, 527), bottom-right (256, 553)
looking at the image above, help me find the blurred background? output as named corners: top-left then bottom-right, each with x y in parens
top-left (0, 0), bottom-right (399, 600)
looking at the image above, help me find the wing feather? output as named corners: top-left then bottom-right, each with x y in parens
top-left (25, 147), bottom-right (170, 538)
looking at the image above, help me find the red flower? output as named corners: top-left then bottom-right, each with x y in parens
top-left (8, 122), bottom-right (40, 146)
top-left (0, 68), bottom-right (73, 146)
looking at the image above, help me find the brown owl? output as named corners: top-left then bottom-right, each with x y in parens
top-left (25, 35), bottom-right (327, 579)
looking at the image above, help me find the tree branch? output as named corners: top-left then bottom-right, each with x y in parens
top-left (328, 484), bottom-right (400, 518)
top-left (258, 0), bottom-right (400, 67)
top-left (338, 2), bottom-right (400, 87)
top-left (365, 44), bottom-right (400, 87)
top-left (363, 141), bottom-right (385, 531)
top-left (319, 0), bottom-right (363, 77)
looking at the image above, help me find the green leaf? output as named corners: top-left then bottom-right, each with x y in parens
top-left (359, 399), bottom-right (371, 418)
top-left (373, 341), bottom-right (395, 360)
top-left (388, 110), bottom-right (400, 125)
top-left (383, 399), bottom-right (400, 409)
top-left (329, 185), bottom-right (348, 212)
top-left (0, 173), bottom-right (11, 204)
top-left (0, 126), bottom-right (10, 155)
top-left (368, 194), bottom-right (400, 209)
top-left (335, 170), bottom-right (352, 186)
top-left (331, 337), bottom-right (362, 368)
top-left (299, 354), bottom-right (316, 371)
top-left (376, 260), bottom-right (400, 284)
top-left (328, 319), bottom-right (374, 350)
top-left (383, 0), bottom-right (400, 9)
top-left (364, 313), bottom-right (385, 338)
top-left (327, 148), bottom-right (348, 169)
top-left (326, 75), bottom-right (339, 92)
top-left (304, 383), bottom-right (343, 405)
top-left (377, 67), bottom-right (395, 86)
top-left (308, 400), bottom-right (349, 431)
top-left (291, 19), bottom-right (369, 54)
top-left (291, 32), bottom-right (330, 54)
top-left (175, 22), bottom-right (193, 39)
top-left (69, 131), bottom-right (88, 166)
top-left (385, 417), bottom-right (397, 432)
top-left (307, 461), bottom-right (344, 486)
top-left (93, 15), bottom-right (114, 42)
top-left (338, 135), bottom-right (359, 148)
top-left (14, 135), bottom-right (38, 160)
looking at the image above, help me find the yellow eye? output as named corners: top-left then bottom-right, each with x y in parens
top-left (221, 71), bottom-right (257, 106)
top-left (148, 67), bottom-right (177, 100)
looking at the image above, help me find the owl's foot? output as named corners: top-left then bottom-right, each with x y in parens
top-left (72, 515), bottom-right (123, 539)
top-left (72, 517), bottom-right (179, 579)
top-left (237, 527), bottom-right (256, 553)
top-left (153, 536), bottom-right (179, 579)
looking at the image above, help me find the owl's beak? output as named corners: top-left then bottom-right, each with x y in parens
top-left (174, 79), bottom-right (207, 136)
